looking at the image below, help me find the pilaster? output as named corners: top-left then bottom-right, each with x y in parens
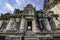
top-left (5, 18), bottom-right (15, 31)
top-left (32, 19), bottom-right (40, 33)
top-left (20, 17), bottom-right (25, 32)
top-left (44, 18), bottom-right (52, 31)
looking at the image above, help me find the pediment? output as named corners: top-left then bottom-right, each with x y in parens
top-left (24, 4), bottom-right (35, 10)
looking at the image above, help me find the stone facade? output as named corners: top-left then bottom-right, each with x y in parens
top-left (0, 4), bottom-right (60, 40)
top-left (44, 0), bottom-right (60, 22)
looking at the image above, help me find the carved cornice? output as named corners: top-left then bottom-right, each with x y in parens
top-left (44, 0), bottom-right (60, 10)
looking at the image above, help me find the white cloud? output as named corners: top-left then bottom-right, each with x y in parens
top-left (15, 0), bottom-right (26, 9)
top-left (5, 2), bottom-right (14, 12)
top-left (15, 0), bottom-right (19, 5)
top-left (16, 0), bottom-right (22, 5)
top-left (15, 0), bottom-right (26, 6)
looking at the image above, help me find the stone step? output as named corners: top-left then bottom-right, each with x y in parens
top-left (25, 31), bottom-right (36, 36)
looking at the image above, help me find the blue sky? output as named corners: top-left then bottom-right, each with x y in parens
top-left (0, 0), bottom-right (44, 14)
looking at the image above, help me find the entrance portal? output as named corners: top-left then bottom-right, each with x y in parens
top-left (27, 20), bottom-right (32, 31)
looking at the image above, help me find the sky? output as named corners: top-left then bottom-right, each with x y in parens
top-left (0, 0), bottom-right (44, 14)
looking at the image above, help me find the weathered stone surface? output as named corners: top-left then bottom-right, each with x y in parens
top-left (0, 4), bottom-right (60, 40)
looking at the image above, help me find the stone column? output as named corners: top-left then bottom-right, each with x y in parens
top-left (39, 19), bottom-right (43, 29)
top-left (6, 18), bottom-right (15, 31)
top-left (12, 22), bottom-right (17, 30)
top-left (44, 18), bottom-right (52, 31)
top-left (20, 17), bottom-right (25, 32)
top-left (32, 19), bottom-right (40, 32)
top-left (0, 20), bottom-right (3, 28)
top-left (53, 18), bottom-right (59, 29)
top-left (24, 20), bottom-right (27, 31)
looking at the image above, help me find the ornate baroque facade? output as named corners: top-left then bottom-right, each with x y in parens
top-left (44, 0), bottom-right (60, 21)
top-left (0, 3), bottom-right (60, 40)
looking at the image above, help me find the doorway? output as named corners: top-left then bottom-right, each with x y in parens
top-left (27, 20), bottom-right (32, 31)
